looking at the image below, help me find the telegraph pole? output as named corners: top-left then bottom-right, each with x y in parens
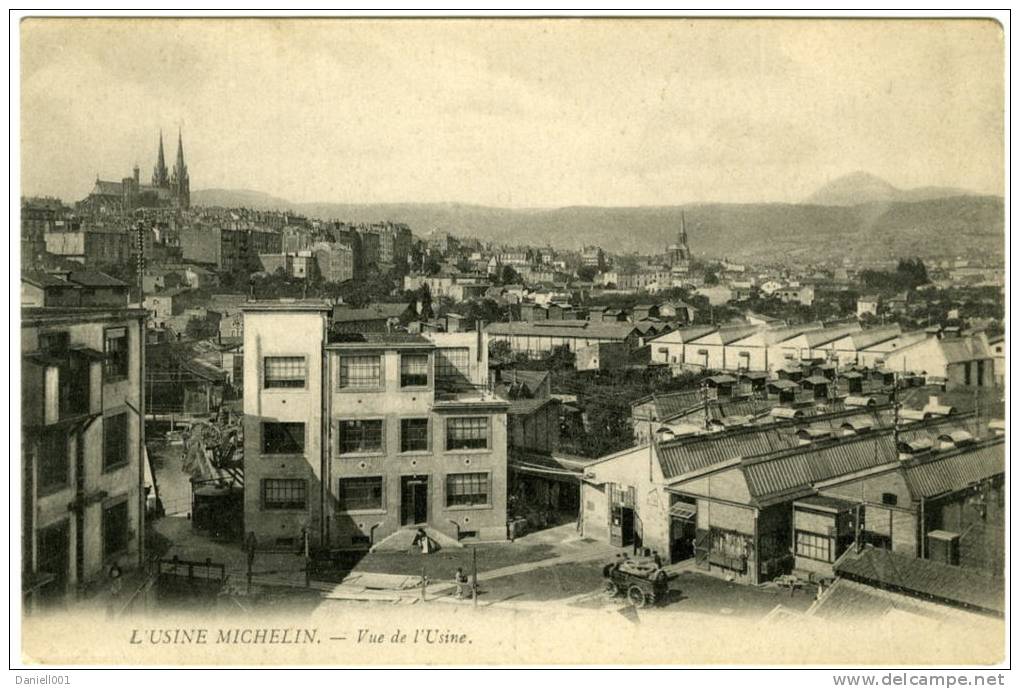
top-left (136, 221), bottom-right (147, 567)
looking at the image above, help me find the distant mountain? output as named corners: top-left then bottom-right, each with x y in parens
top-left (806, 171), bottom-right (974, 207)
top-left (191, 189), bottom-right (1004, 263)
top-left (191, 188), bottom-right (294, 210)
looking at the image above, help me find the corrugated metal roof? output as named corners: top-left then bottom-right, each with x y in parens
top-left (940, 338), bottom-right (992, 364)
top-left (850, 326), bottom-right (903, 350)
top-left (738, 414), bottom-right (982, 504)
top-left (657, 426), bottom-right (803, 480)
top-left (801, 324), bottom-right (862, 347)
top-left (834, 546), bottom-right (1004, 615)
top-left (901, 440), bottom-right (1004, 499)
top-left (718, 326), bottom-right (761, 345)
top-left (654, 325), bottom-right (718, 342)
top-left (632, 390), bottom-right (702, 420)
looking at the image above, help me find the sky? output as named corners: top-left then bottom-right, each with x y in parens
top-left (20, 18), bottom-right (1005, 207)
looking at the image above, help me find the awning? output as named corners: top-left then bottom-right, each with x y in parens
top-left (669, 502), bottom-right (698, 520)
top-left (23, 351), bottom-right (64, 367)
top-left (69, 345), bottom-right (108, 361)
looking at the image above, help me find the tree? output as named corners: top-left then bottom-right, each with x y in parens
top-left (498, 264), bottom-right (522, 285)
top-left (185, 316), bottom-right (218, 341)
top-left (577, 265), bottom-right (598, 282)
top-left (488, 340), bottom-right (514, 366)
top-left (417, 282), bottom-right (434, 320)
top-left (423, 253), bottom-right (443, 276)
top-left (463, 298), bottom-right (508, 326)
top-left (896, 258), bottom-right (929, 289)
top-left (546, 344), bottom-right (575, 371)
top-left (703, 270), bottom-right (719, 286)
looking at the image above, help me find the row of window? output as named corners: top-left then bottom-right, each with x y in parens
top-left (36, 412), bottom-right (130, 493)
top-left (261, 348), bottom-right (472, 390)
top-left (35, 498), bottom-right (130, 593)
top-left (37, 327), bottom-right (130, 382)
top-left (261, 417), bottom-right (490, 455)
top-left (261, 473), bottom-right (490, 511)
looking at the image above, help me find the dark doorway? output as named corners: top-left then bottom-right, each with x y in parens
top-left (36, 520), bottom-right (70, 604)
top-left (610, 506), bottom-right (634, 547)
top-left (609, 484), bottom-right (635, 547)
top-left (401, 475), bottom-right (429, 526)
top-left (670, 518), bottom-right (697, 563)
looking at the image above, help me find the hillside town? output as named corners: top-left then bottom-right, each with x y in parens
top-left (19, 129), bottom-right (1006, 634)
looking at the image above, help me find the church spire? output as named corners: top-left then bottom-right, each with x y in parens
top-left (678, 211), bottom-right (688, 246)
top-left (170, 128), bottom-right (190, 209)
top-left (152, 130), bottom-right (169, 187)
top-left (174, 128), bottom-right (186, 174)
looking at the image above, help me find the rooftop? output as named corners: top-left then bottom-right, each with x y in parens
top-left (67, 271), bottom-right (127, 288)
top-left (21, 306), bottom-right (148, 325)
top-left (22, 271), bottom-right (79, 289)
top-left (331, 303), bottom-right (408, 322)
top-left (834, 546), bottom-right (1004, 616)
top-left (485, 320), bottom-right (636, 340)
top-left (241, 299), bottom-right (332, 312)
top-left (327, 332), bottom-right (431, 347)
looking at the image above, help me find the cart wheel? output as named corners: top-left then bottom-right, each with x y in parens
top-left (627, 586), bottom-right (647, 608)
top-left (604, 580), bottom-right (620, 597)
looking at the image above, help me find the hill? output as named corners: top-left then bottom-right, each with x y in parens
top-left (190, 188), bottom-right (293, 210)
top-left (190, 191), bottom-right (1004, 263)
top-left (806, 171), bottom-right (974, 207)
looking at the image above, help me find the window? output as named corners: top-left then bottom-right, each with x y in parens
top-left (400, 418), bottom-right (430, 453)
top-left (338, 419), bottom-right (384, 455)
top-left (400, 354), bottom-right (429, 387)
top-left (102, 500), bottom-right (129, 560)
top-left (446, 417), bottom-right (489, 451)
top-left (338, 477), bottom-right (384, 511)
top-left (881, 492), bottom-right (898, 506)
top-left (262, 479), bottom-right (307, 510)
top-left (263, 356), bottom-right (306, 388)
top-left (39, 331), bottom-right (69, 354)
top-left (38, 429), bottom-right (69, 492)
top-left (59, 350), bottom-right (91, 419)
top-left (338, 355), bottom-right (382, 388)
top-left (446, 472), bottom-right (490, 507)
top-left (103, 413), bottom-right (129, 471)
top-left (436, 348), bottom-right (470, 386)
top-left (795, 530), bottom-right (832, 562)
top-left (262, 422), bottom-right (305, 454)
top-left (104, 327), bottom-right (129, 381)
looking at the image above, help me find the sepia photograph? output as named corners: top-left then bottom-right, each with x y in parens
top-left (11, 12), bottom-right (1009, 673)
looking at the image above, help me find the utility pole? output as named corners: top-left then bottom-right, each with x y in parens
top-left (700, 380), bottom-right (711, 431)
top-left (472, 546), bottom-right (478, 607)
top-left (892, 373), bottom-right (901, 447)
top-left (136, 221), bottom-right (147, 568)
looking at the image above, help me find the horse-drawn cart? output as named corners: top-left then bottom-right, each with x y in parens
top-left (602, 557), bottom-right (670, 608)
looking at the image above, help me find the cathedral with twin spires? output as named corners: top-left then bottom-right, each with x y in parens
top-left (80, 130), bottom-right (190, 213)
